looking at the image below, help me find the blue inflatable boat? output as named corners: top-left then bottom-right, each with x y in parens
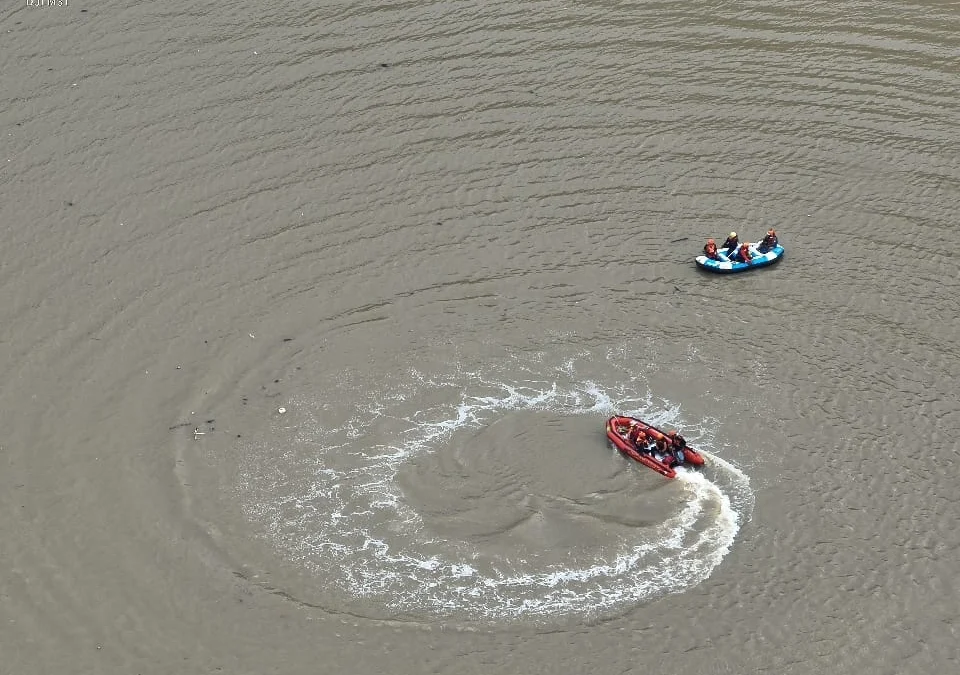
top-left (695, 242), bottom-right (784, 273)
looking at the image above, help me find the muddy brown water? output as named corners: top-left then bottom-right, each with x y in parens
top-left (2, 1), bottom-right (959, 673)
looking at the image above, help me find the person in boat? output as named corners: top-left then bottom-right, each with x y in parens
top-left (721, 232), bottom-right (739, 255)
top-left (627, 423), bottom-right (660, 455)
top-left (666, 430), bottom-right (687, 465)
top-left (666, 430), bottom-right (686, 450)
top-left (758, 228), bottom-right (778, 253)
top-left (643, 434), bottom-right (665, 459)
top-left (703, 238), bottom-right (721, 260)
top-left (629, 424), bottom-right (649, 451)
top-left (733, 242), bottom-right (753, 263)
top-left (638, 427), bottom-right (672, 463)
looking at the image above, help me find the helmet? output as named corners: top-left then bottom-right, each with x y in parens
top-left (767, 229), bottom-right (775, 236)
top-left (729, 232), bottom-right (737, 238)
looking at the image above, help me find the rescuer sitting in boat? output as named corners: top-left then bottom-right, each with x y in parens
top-left (721, 231), bottom-right (739, 255)
top-left (628, 424), bottom-right (659, 455)
top-left (627, 423), bottom-right (648, 449)
top-left (758, 228), bottom-right (778, 253)
top-left (733, 242), bottom-right (753, 263)
top-left (703, 238), bottom-right (721, 260)
top-left (648, 428), bottom-right (667, 452)
top-left (639, 427), bottom-right (671, 463)
top-left (666, 430), bottom-right (688, 465)
top-left (626, 422), bottom-right (689, 466)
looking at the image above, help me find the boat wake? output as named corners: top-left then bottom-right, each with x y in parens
top-left (235, 353), bottom-right (753, 623)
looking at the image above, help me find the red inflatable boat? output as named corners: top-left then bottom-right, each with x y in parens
top-left (605, 415), bottom-right (706, 479)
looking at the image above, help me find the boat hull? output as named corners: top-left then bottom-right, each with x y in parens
top-left (696, 243), bottom-right (784, 273)
top-left (605, 416), bottom-right (706, 479)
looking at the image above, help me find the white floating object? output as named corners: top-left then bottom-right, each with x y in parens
top-left (278, 407), bottom-right (286, 414)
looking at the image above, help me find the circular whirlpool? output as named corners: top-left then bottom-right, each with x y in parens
top-left (175, 345), bottom-right (752, 625)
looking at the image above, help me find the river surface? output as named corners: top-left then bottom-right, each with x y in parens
top-left (2, 1), bottom-right (959, 673)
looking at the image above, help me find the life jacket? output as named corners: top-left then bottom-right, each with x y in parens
top-left (722, 236), bottom-right (738, 250)
top-left (704, 243), bottom-right (719, 259)
top-left (642, 429), bottom-right (664, 451)
top-left (737, 244), bottom-right (751, 262)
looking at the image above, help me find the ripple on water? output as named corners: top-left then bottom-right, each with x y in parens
top-left (230, 354), bottom-right (754, 623)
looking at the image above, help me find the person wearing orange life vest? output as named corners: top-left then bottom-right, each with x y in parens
top-left (758, 228), bottom-right (779, 253)
top-left (703, 238), bottom-right (721, 260)
top-left (733, 242), bottom-right (753, 263)
top-left (639, 427), bottom-right (671, 463)
top-left (627, 423), bottom-right (648, 451)
top-left (634, 430), bottom-right (651, 454)
top-left (626, 422), bottom-right (660, 455)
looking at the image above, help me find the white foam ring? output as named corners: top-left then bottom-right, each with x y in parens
top-left (238, 358), bottom-right (753, 622)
